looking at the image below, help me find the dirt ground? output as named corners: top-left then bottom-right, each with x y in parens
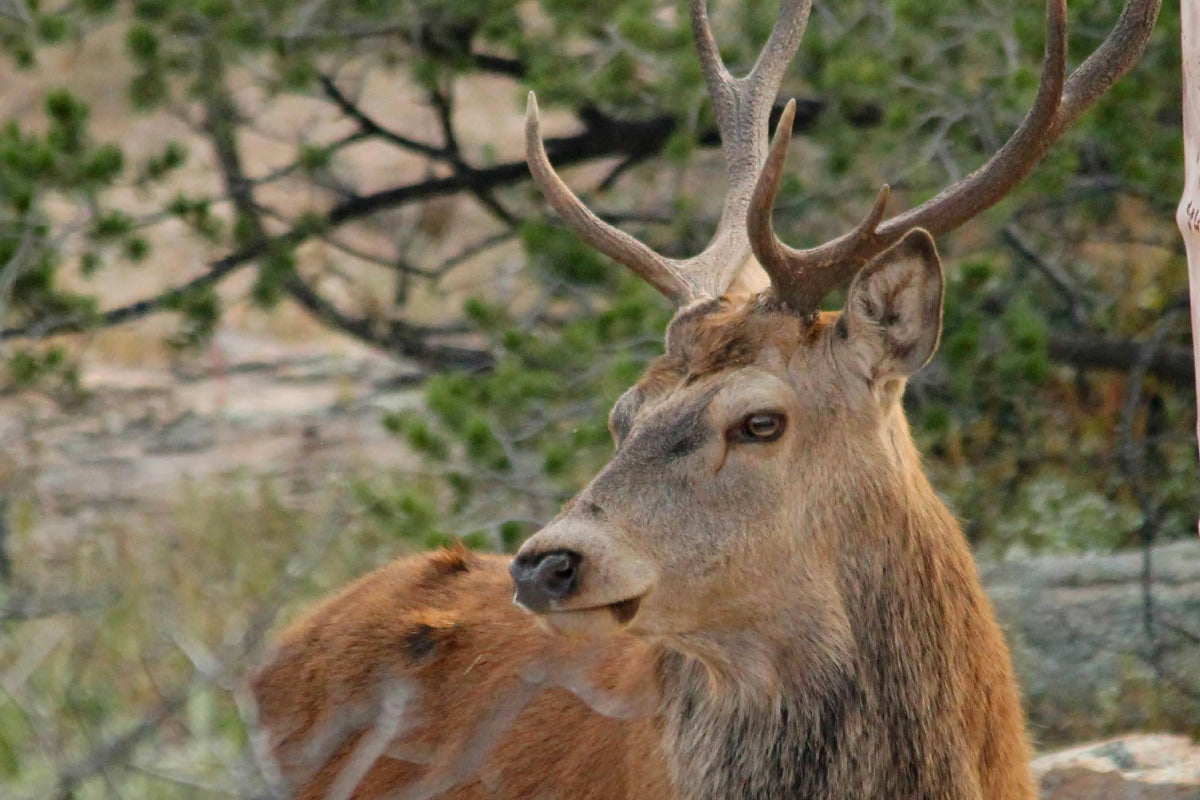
top-left (0, 327), bottom-right (427, 560)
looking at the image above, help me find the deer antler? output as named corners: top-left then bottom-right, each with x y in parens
top-left (525, 0), bottom-right (815, 306)
top-left (749, 0), bottom-right (1161, 313)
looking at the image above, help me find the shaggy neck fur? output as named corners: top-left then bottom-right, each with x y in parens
top-left (658, 648), bottom-right (860, 800)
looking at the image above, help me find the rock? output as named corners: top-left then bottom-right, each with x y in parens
top-left (981, 542), bottom-right (1200, 742)
top-left (0, 335), bottom-right (424, 546)
top-left (144, 410), bottom-right (215, 454)
top-left (1034, 734), bottom-right (1200, 799)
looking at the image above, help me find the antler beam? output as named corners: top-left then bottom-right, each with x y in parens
top-left (749, 0), bottom-right (1162, 313)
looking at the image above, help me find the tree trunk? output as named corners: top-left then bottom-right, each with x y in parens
top-left (1176, 0), bottom-right (1200, 535)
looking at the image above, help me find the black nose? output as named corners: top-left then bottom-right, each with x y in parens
top-left (510, 549), bottom-right (582, 612)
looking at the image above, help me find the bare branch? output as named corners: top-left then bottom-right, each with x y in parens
top-left (0, 89), bottom-right (822, 344)
top-left (0, 200), bottom-right (43, 334)
top-left (319, 75), bottom-right (447, 160)
top-left (1001, 224), bottom-right (1090, 325)
top-left (1047, 329), bottom-right (1194, 386)
top-left (0, 591), bottom-right (117, 622)
top-left (47, 691), bottom-right (189, 800)
top-left (282, 274), bottom-right (494, 371)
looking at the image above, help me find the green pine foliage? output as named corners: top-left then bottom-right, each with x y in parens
top-left (0, 0), bottom-right (1190, 552)
top-left (0, 2), bottom-right (1197, 795)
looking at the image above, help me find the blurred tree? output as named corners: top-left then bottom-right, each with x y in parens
top-left (1, 2), bottom-right (1198, 798)
top-left (0, 0), bottom-right (1194, 547)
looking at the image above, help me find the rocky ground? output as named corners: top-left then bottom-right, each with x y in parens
top-left (1036, 734), bottom-right (1200, 798)
top-left (986, 542), bottom-right (1200, 743)
top-left (0, 329), bottom-right (425, 560)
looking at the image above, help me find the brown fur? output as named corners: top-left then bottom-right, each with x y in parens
top-left (251, 235), bottom-right (1034, 799)
top-left (253, 546), bottom-right (673, 799)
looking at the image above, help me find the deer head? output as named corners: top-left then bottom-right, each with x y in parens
top-left (511, 0), bottom-right (1160, 654)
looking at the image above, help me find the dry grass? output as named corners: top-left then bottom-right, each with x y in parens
top-left (0, 470), bottom-right (429, 798)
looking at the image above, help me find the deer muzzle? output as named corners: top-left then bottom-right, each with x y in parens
top-left (510, 549), bottom-right (582, 612)
top-left (511, 516), bottom-right (657, 634)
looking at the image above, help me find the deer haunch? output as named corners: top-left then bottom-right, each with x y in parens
top-left (251, 546), bottom-right (672, 799)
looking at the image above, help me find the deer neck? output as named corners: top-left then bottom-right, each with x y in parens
top-left (656, 644), bottom-right (860, 800)
top-left (654, 433), bottom-right (979, 800)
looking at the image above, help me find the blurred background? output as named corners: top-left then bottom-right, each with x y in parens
top-left (0, 0), bottom-right (1196, 796)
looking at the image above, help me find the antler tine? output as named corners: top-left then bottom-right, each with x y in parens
top-left (869, 0), bottom-right (1068, 243)
top-left (1056, 0), bottom-right (1160, 130)
top-left (749, 99), bottom-right (891, 311)
top-left (750, 0), bottom-right (1161, 314)
top-left (525, 1), bottom-right (813, 306)
top-left (745, 0), bottom-right (813, 107)
top-left (682, 0), bottom-right (813, 298)
top-left (689, 0), bottom-right (811, 142)
top-left (688, 0), bottom-right (734, 116)
top-left (524, 93), bottom-right (695, 304)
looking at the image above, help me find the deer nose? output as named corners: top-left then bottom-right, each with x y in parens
top-left (510, 549), bottom-right (582, 612)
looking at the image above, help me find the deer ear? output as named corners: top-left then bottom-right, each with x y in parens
top-left (838, 228), bottom-right (944, 379)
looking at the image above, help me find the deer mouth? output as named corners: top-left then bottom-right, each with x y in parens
top-left (555, 594), bottom-right (642, 623)
top-left (604, 595), bottom-right (642, 624)
top-left (532, 594), bottom-right (645, 636)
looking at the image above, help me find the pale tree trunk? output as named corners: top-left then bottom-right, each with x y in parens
top-left (1177, 0), bottom-right (1200, 535)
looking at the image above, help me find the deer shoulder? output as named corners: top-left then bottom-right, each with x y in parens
top-left (251, 545), bottom-right (672, 799)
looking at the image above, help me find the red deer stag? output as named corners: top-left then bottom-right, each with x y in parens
top-left (251, 0), bottom-right (1161, 797)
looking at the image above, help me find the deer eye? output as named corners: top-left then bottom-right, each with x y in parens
top-left (733, 412), bottom-right (786, 443)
